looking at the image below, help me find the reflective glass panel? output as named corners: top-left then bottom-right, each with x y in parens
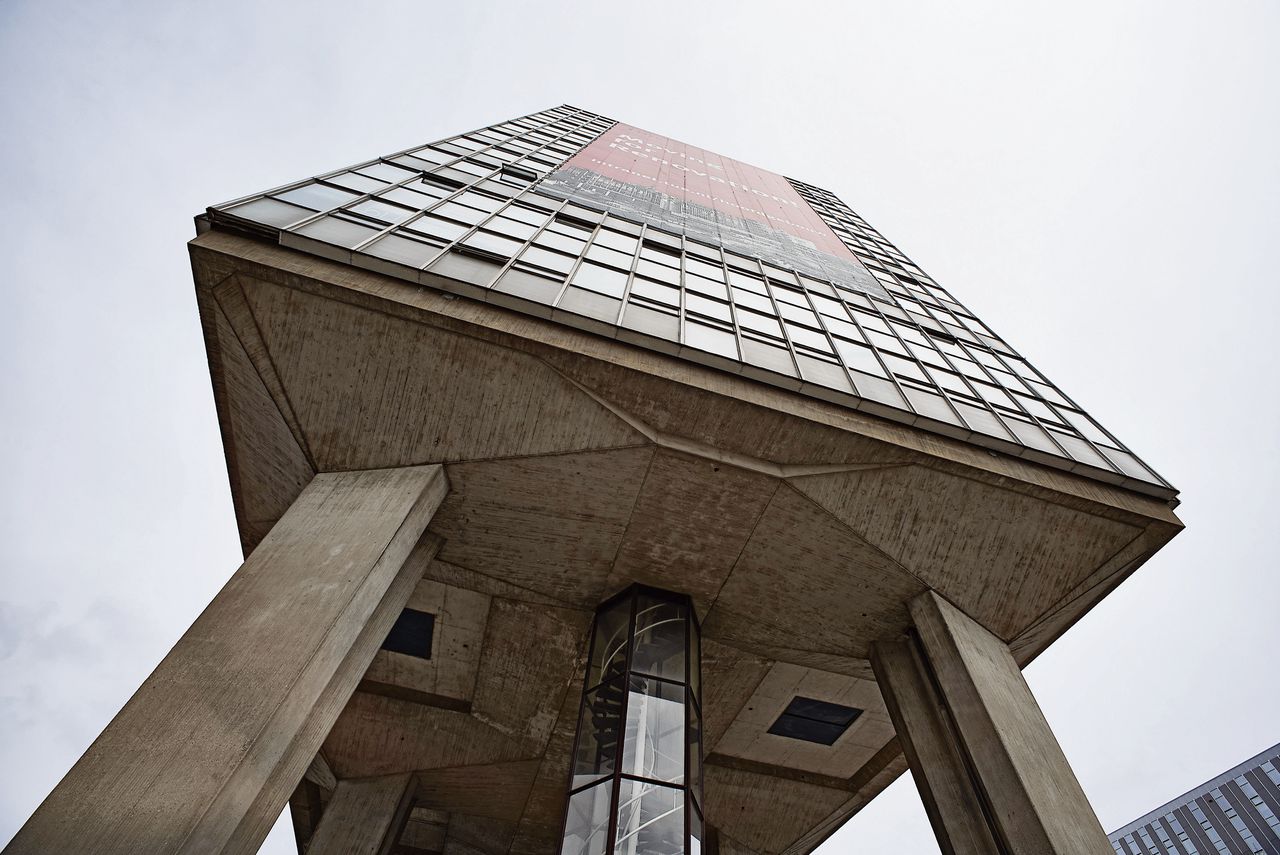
top-left (631, 596), bottom-right (685, 682)
top-left (688, 618), bottom-right (701, 702)
top-left (573, 679), bottom-right (624, 789)
top-left (275, 182), bottom-right (360, 211)
top-left (206, 106), bottom-right (1175, 496)
top-left (622, 676), bottom-right (685, 784)
top-left (588, 598), bottom-right (630, 689)
top-left (562, 780), bottom-right (613, 855)
top-left (294, 215), bottom-right (381, 248)
top-left (615, 779), bottom-right (684, 855)
top-left (228, 197), bottom-right (311, 227)
top-left (688, 699), bottom-right (702, 796)
top-left (682, 321), bottom-right (739, 360)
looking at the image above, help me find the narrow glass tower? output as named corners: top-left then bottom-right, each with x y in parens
top-left (562, 586), bottom-right (703, 855)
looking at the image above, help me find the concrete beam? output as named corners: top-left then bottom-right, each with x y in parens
top-left (5, 465), bottom-right (447, 855)
top-left (877, 590), bottom-right (1112, 854)
top-left (307, 773), bottom-right (415, 855)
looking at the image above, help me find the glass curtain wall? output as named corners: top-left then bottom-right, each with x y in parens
top-left (560, 586), bottom-right (704, 855)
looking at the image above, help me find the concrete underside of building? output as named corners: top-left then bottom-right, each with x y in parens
top-left (4, 223), bottom-right (1183, 855)
top-left (181, 229), bottom-right (1179, 854)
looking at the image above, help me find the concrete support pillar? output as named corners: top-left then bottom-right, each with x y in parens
top-left (6, 465), bottom-right (448, 855)
top-left (871, 635), bottom-right (1002, 855)
top-left (871, 591), bottom-right (1111, 855)
top-left (307, 773), bottom-right (415, 855)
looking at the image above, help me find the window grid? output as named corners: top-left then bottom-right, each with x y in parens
top-left (204, 104), bottom-right (1173, 499)
top-left (1109, 747), bottom-right (1280, 855)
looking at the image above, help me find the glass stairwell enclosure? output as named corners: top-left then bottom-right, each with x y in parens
top-left (561, 586), bottom-right (704, 855)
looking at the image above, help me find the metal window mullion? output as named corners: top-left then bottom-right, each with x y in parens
top-left (436, 107), bottom-right (576, 169)
top-left (607, 594), bottom-right (638, 855)
top-left (877, 308), bottom-right (975, 433)
top-left (960, 340), bottom-right (1084, 459)
top-left (557, 585), bottom-right (606, 855)
top-left (741, 258), bottom-right (802, 378)
top-left (583, 665), bottom-right (686, 701)
top-left (912, 310), bottom-right (1015, 435)
top-left (389, 103), bottom-right (572, 166)
top-left (617, 772), bottom-right (684, 789)
top-left (507, 114), bottom-right (614, 179)
top-left (383, 169), bottom-right (537, 268)
top-left (552, 219), bottom-right (606, 308)
top-left (867, 300), bottom-right (966, 427)
top-left (684, 605), bottom-right (692, 855)
top-left (795, 280), bottom-right (869, 397)
top-left (982, 347), bottom-right (1090, 464)
top-left (717, 253), bottom-right (751, 364)
top-left (611, 223), bottom-right (647, 327)
top-left (998, 341), bottom-right (1160, 482)
top-left (674, 241), bottom-right (690, 348)
top-left (210, 137), bottom-right (451, 210)
top-left (838, 299), bottom-right (910, 400)
top-left (568, 776), bottom-right (614, 797)
top-left (401, 108), bottom-right (581, 189)
top-left (206, 104), bottom-right (608, 255)
top-left (626, 672), bottom-right (684, 691)
top-left (344, 181), bottom-right (485, 256)
top-left (359, 169), bottom-right (525, 259)
top-left (478, 199), bottom-right (573, 285)
top-left (523, 118), bottom-right (613, 167)
top-left (275, 163), bottom-right (457, 236)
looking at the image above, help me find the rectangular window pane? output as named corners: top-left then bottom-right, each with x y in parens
top-left (622, 676), bottom-right (685, 784)
top-left (561, 780), bottom-right (612, 855)
top-left (573, 678), bottom-right (623, 789)
top-left (631, 595), bottom-right (687, 682)
top-left (275, 182), bottom-right (360, 211)
top-left (572, 262), bottom-right (629, 298)
top-left (615, 780), bottom-right (684, 855)
top-left (588, 598), bottom-right (630, 689)
top-left (683, 321), bottom-right (739, 360)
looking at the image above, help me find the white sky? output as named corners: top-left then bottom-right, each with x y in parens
top-left (1, 2), bottom-right (1276, 852)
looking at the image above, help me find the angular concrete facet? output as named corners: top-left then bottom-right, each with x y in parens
top-left (307, 773), bottom-right (414, 855)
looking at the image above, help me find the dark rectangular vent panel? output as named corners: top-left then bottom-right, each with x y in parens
top-left (767, 696), bottom-right (862, 745)
top-left (381, 608), bottom-right (436, 660)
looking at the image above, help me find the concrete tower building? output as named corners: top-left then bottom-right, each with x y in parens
top-left (8, 105), bottom-right (1182, 855)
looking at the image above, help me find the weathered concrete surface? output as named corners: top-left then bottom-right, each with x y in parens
top-left (307, 773), bottom-right (414, 855)
top-left (4, 466), bottom-right (447, 855)
top-left (872, 637), bottom-right (1001, 855)
top-left (907, 591), bottom-right (1114, 854)
top-left (177, 232), bottom-right (1181, 854)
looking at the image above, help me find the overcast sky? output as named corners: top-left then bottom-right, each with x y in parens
top-left (2, 1), bottom-right (1277, 852)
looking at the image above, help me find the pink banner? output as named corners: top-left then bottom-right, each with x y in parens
top-left (541, 123), bottom-right (881, 296)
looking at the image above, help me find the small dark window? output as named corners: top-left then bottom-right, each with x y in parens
top-left (423, 173), bottom-right (466, 191)
top-left (501, 163), bottom-right (539, 183)
top-left (767, 697), bottom-right (862, 745)
top-left (381, 608), bottom-right (435, 660)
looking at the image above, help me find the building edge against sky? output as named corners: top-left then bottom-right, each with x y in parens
top-left (4, 104), bottom-right (1184, 855)
top-left (205, 104), bottom-right (1176, 503)
top-left (1108, 742), bottom-right (1280, 855)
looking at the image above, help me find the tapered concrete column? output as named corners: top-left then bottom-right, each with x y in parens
top-left (871, 636), bottom-right (1002, 855)
top-left (6, 465), bottom-right (448, 855)
top-left (308, 773), bottom-right (415, 855)
top-left (872, 591), bottom-right (1111, 855)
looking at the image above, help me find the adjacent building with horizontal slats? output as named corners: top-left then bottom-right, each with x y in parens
top-left (1110, 743), bottom-right (1280, 855)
